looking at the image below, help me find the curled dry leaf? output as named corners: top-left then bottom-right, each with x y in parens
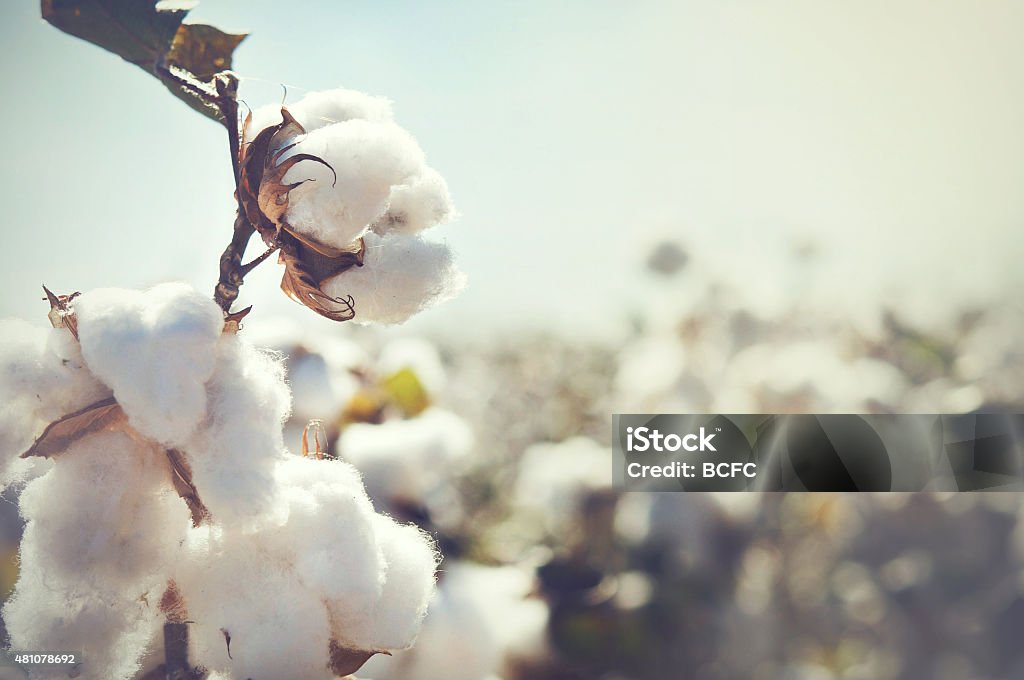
top-left (42, 284), bottom-right (81, 340)
top-left (166, 448), bottom-right (211, 527)
top-left (278, 236), bottom-right (364, 322)
top-left (20, 396), bottom-right (124, 459)
top-left (21, 398), bottom-right (211, 526)
top-left (238, 108), bottom-right (366, 322)
top-left (328, 639), bottom-right (387, 677)
top-left (222, 305), bottom-right (252, 334)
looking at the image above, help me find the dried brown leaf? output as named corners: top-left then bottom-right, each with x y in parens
top-left (222, 305), bottom-right (252, 334)
top-left (278, 237), bottom-right (363, 322)
top-left (166, 448), bottom-right (210, 527)
top-left (328, 639), bottom-right (387, 677)
top-left (42, 284), bottom-right (80, 340)
top-left (21, 397), bottom-right (124, 459)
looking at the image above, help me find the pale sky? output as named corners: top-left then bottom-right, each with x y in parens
top-left (1, 0), bottom-right (1021, 341)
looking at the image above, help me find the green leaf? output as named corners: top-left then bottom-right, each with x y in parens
top-left (41, 0), bottom-right (247, 123)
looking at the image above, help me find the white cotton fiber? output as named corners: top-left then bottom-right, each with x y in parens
top-left (283, 120), bottom-right (427, 250)
top-left (183, 336), bottom-right (291, 523)
top-left (245, 87), bottom-right (394, 141)
top-left (340, 408), bottom-right (473, 504)
top-left (18, 431), bottom-right (190, 591)
top-left (0, 320), bottom-right (108, 486)
top-left (264, 456), bottom-right (385, 607)
top-left (4, 566), bottom-right (162, 680)
top-left (74, 283), bottom-right (223, 448)
top-left (176, 528), bottom-right (335, 680)
top-left (333, 515), bottom-right (439, 651)
top-left (322, 232), bottom-right (466, 324)
top-left (360, 562), bottom-right (549, 680)
top-left (372, 166), bottom-right (454, 236)
top-left (5, 431), bottom-right (187, 680)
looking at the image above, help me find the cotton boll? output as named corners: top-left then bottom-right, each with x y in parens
top-left (339, 408), bottom-right (473, 506)
top-left (75, 283), bottom-right (223, 448)
top-left (372, 167), bottom-right (454, 236)
top-left (0, 321), bottom-right (108, 486)
top-left (184, 337), bottom-right (291, 523)
top-left (283, 120), bottom-right (427, 250)
top-left (18, 431), bottom-right (190, 592)
top-left (4, 566), bottom-right (162, 680)
top-left (177, 529), bottom-right (335, 680)
top-left (333, 515), bottom-right (438, 651)
top-left (361, 562), bottom-right (548, 680)
top-left (245, 88), bottom-right (394, 141)
top-left (290, 88), bottom-right (394, 131)
top-left (264, 456), bottom-right (385, 607)
top-left (322, 232), bottom-right (466, 324)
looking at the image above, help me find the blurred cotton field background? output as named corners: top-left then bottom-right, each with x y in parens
top-left (1, 0), bottom-right (1024, 679)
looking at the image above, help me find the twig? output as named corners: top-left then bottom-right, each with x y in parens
top-left (240, 246), bottom-right (279, 276)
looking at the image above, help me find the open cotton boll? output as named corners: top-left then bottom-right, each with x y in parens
top-left (361, 562), bottom-right (548, 680)
top-left (176, 529), bottom-right (335, 680)
top-left (17, 431), bottom-right (190, 591)
top-left (372, 166), bottom-right (455, 236)
top-left (283, 120), bottom-right (427, 250)
top-left (4, 566), bottom-right (162, 680)
top-left (244, 88), bottom-right (394, 141)
top-left (332, 515), bottom-right (438, 651)
top-left (0, 321), bottom-right (107, 486)
top-left (184, 337), bottom-right (291, 523)
top-left (322, 232), bottom-right (466, 324)
top-left (264, 456), bottom-right (385, 606)
top-left (340, 408), bottom-right (473, 505)
top-left (75, 283), bottom-right (223, 448)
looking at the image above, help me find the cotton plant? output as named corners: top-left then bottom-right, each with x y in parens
top-left (2, 2), bottom-right (467, 678)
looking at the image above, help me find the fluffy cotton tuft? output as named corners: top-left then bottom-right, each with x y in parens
top-left (245, 87), bottom-right (394, 141)
top-left (323, 232), bottom-right (466, 324)
top-left (265, 456), bottom-right (385, 607)
top-left (371, 166), bottom-right (455, 236)
top-left (183, 336), bottom-right (291, 523)
top-left (283, 120), bottom-right (427, 249)
top-left (359, 562), bottom-right (549, 680)
top-left (177, 456), bottom-right (439, 674)
top-left (6, 431), bottom-right (190, 680)
top-left (0, 320), bottom-right (108, 486)
top-left (74, 283), bottom-right (223, 447)
top-left (333, 515), bottom-right (439, 651)
top-left (175, 526), bottom-right (335, 680)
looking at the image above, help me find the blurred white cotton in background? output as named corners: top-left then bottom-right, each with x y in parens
top-left (340, 407), bottom-right (473, 506)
